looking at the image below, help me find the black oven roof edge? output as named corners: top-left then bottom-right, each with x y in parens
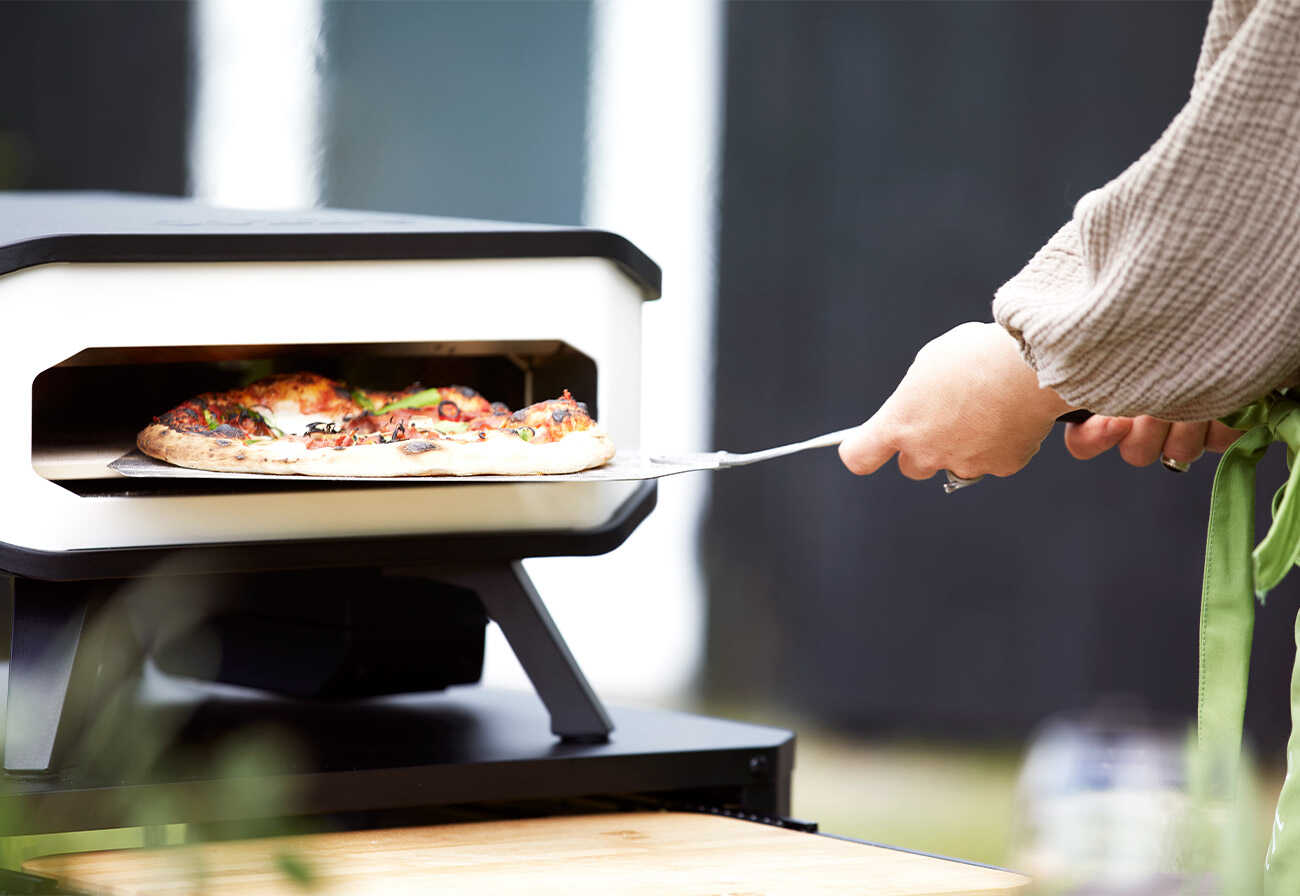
top-left (1, 481), bottom-right (657, 582)
top-left (0, 191), bottom-right (662, 299)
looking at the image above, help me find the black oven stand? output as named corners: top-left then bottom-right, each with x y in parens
top-left (3, 561), bottom-right (615, 776)
top-left (0, 501), bottom-right (794, 837)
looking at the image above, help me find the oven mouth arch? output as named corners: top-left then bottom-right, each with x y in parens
top-left (32, 338), bottom-right (598, 494)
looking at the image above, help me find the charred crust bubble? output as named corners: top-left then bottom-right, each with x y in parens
top-left (306, 421), bottom-right (339, 434)
top-left (212, 424), bottom-right (244, 438)
top-left (551, 409), bottom-right (571, 424)
top-left (449, 385), bottom-right (479, 398)
top-left (509, 409), bottom-right (528, 423)
top-left (490, 402), bottom-right (510, 415)
top-left (576, 402), bottom-right (589, 416)
top-left (400, 440), bottom-right (441, 454)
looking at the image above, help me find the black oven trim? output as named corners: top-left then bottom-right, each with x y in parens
top-left (0, 192), bottom-right (662, 298)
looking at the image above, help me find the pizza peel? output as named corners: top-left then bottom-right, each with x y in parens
top-left (107, 428), bottom-right (861, 484)
top-left (110, 412), bottom-right (1092, 485)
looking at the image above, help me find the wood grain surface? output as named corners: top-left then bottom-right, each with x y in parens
top-left (23, 811), bottom-right (1030, 895)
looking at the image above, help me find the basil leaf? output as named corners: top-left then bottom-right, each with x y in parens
top-left (350, 388), bottom-right (377, 413)
top-left (375, 387), bottom-right (443, 415)
top-left (236, 404), bottom-right (285, 438)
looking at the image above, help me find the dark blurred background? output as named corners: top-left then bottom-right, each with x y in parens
top-left (705, 0), bottom-right (1295, 756)
top-left (3, 0), bottom-right (1293, 858)
top-left (0, 1), bottom-right (190, 194)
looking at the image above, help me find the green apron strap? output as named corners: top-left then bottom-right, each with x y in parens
top-left (1198, 423), bottom-right (1270, 760)
top-left (1266, 610), bottom-right (1300, 886)
top-left (1253, 405), bottom-right (1300, 596)
top-left (1200, 395), bottom-right (1300, 891)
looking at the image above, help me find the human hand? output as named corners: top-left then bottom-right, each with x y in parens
top-left (1063, 415), bottom-right (1242, 468)
top-left (838, 322), bottom-right (1074, 480)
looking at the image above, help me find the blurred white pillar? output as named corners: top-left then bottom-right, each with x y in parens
top-left (192, 0), bottom-right (723, 704)
top-left (190, 0), bottom-right (323, 208)
top-left (495, 0), bottom-right (725, 703)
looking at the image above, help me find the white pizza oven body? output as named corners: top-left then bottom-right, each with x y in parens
top-left (0, 194), bottom-right (800, 831)
top-left (2, 198), bottom-right (654, 556)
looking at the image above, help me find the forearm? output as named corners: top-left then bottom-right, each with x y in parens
top-left (993, 0), bottom-right (1300, 421)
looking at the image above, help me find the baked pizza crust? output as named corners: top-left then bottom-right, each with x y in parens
top-left (137, 423), bottom-right (615, 477)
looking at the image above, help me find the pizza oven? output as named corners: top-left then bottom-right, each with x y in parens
top-left (0, 193), bottom-right (795, 844)
top-left (3, 192), bottom-right (657, 562)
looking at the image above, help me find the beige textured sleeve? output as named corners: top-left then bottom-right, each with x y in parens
top-left (992, 0), bottom-right (1300, 421)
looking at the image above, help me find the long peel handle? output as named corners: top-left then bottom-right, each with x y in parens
top-left (686, 411), bottom-right (1092, 471)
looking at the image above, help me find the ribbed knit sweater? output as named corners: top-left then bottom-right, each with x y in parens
top-left (992, 0), bottom-right (1300, 421)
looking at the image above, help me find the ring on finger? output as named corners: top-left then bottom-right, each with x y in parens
top-left (1160, 454), bottom-right (1191, 474)
top-left (943, 470), bottom-right (984, 494)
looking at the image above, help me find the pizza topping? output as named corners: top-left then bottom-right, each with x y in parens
top-left (374, 387), bottom-right (442, 415)
top-left (350, 388), bottom-right (377, 413)
top-left (239, 406), bottom-right (286, 438)
top-left (140, 373), bottom-right (612, 474)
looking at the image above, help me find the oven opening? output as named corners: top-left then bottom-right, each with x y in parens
top-left (32, 340), bottom-right (597, 496)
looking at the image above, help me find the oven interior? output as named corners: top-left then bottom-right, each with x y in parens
top-left (31, 339), bottom-right (597, 496)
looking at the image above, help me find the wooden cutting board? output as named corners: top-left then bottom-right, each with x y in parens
top-left (23, 811), bottom-right (1030, 895)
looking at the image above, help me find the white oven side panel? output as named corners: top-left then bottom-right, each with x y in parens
top-left (0, 257), bottom-right (644, 553)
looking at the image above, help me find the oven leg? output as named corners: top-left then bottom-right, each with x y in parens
top-left (3, 580), bottom-right (139, 774)
top-left (440, 561), bottom-right (613, 744)
top-left (4, 580), bottom-right (96, 773)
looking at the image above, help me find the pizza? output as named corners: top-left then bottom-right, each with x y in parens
top-left (136, 372), bottom-right (614, 476)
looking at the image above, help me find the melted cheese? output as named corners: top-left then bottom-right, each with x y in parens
top-left (408, 416), bottom-right (468, 435)
top-left (255, 406), bottom-right (340, 437)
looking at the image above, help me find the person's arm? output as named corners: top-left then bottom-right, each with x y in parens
top-left (994, 0), bottom-right (1300, 422)
top-left (843, 0), bottom-right (1299, 480)
top-left (835, 322), bottom-right (1240, 480)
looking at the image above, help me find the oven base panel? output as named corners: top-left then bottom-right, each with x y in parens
top-left (0, 481), bottom-right (655, 581)
top-left (0, 681), bottom-right (793, 837)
